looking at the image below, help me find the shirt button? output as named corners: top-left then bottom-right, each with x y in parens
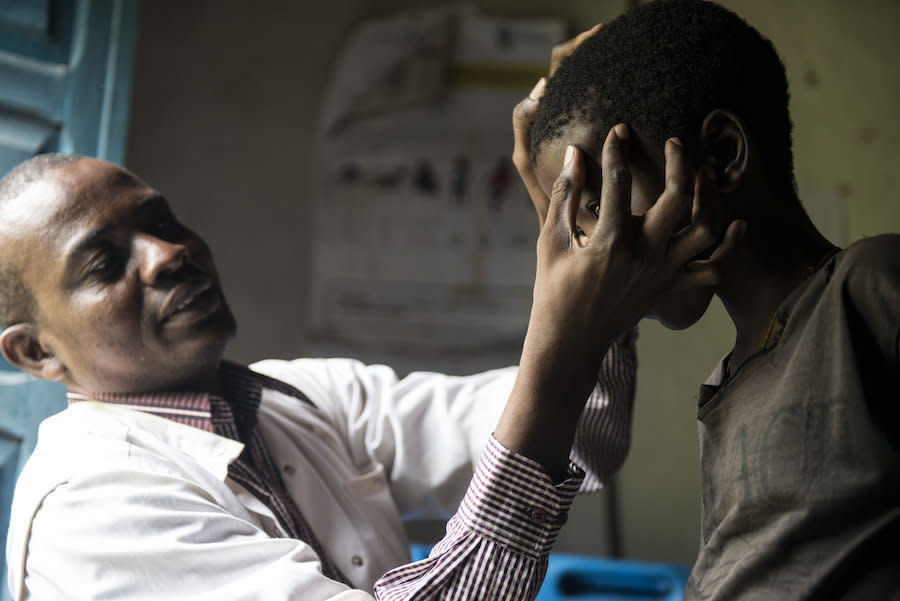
top-left (351, 555), bottom-right (364, 567)
top-left (283, 464), bottom-right (295, 476)
top-left (530, 508), bottom-right (548, 524)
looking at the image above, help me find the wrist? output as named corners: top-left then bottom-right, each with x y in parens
top-left (518, 327), bottom-right (611, 401)
top-left (495, 347), bottom-right (608, 482)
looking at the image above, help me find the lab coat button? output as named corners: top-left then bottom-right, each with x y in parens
top-left (283, 464), bottom-right (295, 476)
top-left (351, 555), bottom-right (364, 567)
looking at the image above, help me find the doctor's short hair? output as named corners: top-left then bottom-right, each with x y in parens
top-left (531, 0), bottom-right (796, 197)
top-left (0, 153), bottom-right (84, 328)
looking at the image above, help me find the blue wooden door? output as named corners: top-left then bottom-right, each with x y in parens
top-left (0, 2), bottom-right (140, 598)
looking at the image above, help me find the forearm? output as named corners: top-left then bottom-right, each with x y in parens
top-left (495, 326), bottom-right (636, 486)
top-left (494, 366), bottom-right (594, 483)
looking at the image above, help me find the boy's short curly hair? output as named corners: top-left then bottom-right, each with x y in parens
top-left (531, 0), bottom-right (795, 197)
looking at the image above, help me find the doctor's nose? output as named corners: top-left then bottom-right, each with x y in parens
top-left (137, 233), bottom-right (188, 285)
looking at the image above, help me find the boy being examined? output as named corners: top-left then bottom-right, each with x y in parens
top-left (513, 1), bottom-right (900, 599)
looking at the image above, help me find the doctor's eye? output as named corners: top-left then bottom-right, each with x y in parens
top-left (147, 210), bottom-right (185, 241)
top-left (85, 248), bottom-right (125, 281)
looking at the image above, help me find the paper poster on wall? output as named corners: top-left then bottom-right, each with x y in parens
top-left (306, 7), bottom-right (565, 374)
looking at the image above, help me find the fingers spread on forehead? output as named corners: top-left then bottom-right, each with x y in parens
top-left (593, 124), bottom-right (632, 242)
top-left (543, 145), bottom-right (584, 251)
top-left (666, 165), bottom-right (721, 268)
top-left (643, 139), bottom-right (693, 245)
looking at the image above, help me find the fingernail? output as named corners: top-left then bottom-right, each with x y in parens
top-left (529, 78), bottom-right (546, 101)
top-left (613, 123), bottom-right (629, 140)
top-left (669, 137), bottom-right (683, 148)
top-left (738, 221), bottom-right (748, 238)
top-left (564, 145), bottom-right (576, 167)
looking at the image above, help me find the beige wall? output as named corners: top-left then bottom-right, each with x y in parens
top-left (126, 0), bottom-right (900, 565)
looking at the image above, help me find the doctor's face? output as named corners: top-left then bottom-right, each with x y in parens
top-left (1, 158), bottom-right (236, 393)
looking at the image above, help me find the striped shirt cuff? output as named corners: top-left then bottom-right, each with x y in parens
top-left (373, 436), bottom-right (582, 600)
top-left (454, 435), bottom-right (583, 558)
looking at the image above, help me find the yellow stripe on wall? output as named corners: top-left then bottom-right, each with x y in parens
top-left (449, 63), bottom-right (548, 90)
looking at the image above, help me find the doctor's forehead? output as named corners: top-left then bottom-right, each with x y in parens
top-left (0, 159), bottom-right (156, 238)
top-left (49, 158), bottom-right (150, 200)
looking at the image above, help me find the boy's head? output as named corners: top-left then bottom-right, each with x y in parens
top-left (531, 0), bottom-right (796, 328)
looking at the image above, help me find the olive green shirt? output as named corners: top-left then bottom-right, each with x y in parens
top-left (687, 234), bottom-right (900, 601)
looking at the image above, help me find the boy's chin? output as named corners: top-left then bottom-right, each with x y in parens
top-left (646, 289), bottom-right (715, 331)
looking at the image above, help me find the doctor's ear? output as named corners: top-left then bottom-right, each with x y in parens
top-left (0, 323), bottom-right (66, 381)
top-left (699, 109), bottom-right (750, 193)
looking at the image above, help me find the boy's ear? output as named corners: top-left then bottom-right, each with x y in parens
top-left (700, 109), bottom-right (749, 193)
top-left (0, 323), bottom-right (66, 381)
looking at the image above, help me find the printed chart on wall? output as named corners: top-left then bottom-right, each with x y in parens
top-left (306, 7), bottom-right (565, 375)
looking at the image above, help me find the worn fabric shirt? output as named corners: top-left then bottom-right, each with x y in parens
top-left (686, 235), bottom-right (900, 601)
top-left (6, 333), bottom-right (636, 600)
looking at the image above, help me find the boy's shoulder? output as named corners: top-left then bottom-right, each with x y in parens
top-left (840, 233), bottom-right (900, 265)
top-left (823, 233), bottom-right (900, 294)
top-left (828, 234), bottom-right (900, 333)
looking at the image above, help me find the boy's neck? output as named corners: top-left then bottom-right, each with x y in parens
top-left (717, 201), bottom-right (838, 372)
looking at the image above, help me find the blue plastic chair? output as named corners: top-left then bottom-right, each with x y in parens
top-left (408, 545), bottom-right (690, 600)
top-left (537, 553), bottom-right (690, 601)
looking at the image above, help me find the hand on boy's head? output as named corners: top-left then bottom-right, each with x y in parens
top-left (549, 24), bottom-right (604, 77)
top-left (522, 124), bottom-right (746, 394)
top-left (512, 78), bottom-right (550, 227)
top-left (531, 121), bottom-right (747, 330)
top-left (512, 23), bottom-right (604, 229)
top-left (646, 139), bottom-right (741, 283)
